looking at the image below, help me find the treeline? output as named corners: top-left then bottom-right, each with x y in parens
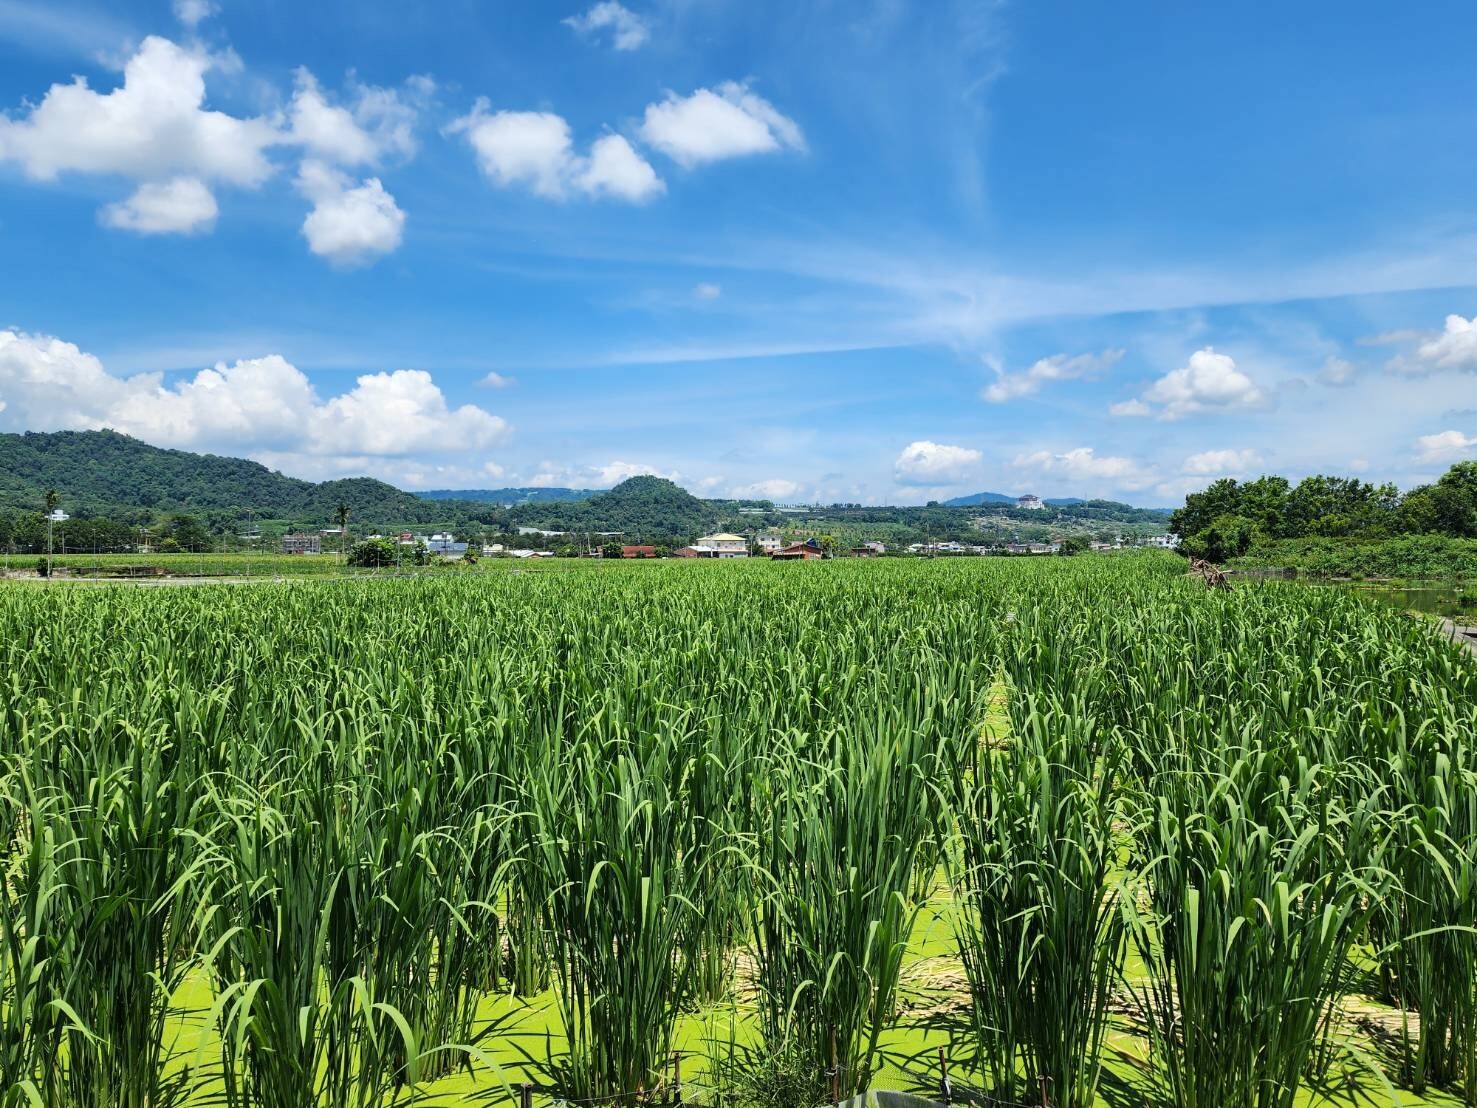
top-left (1171, 462), bottom-right (1477, 561)
top-left (0, 512), bottom-right (217, 555)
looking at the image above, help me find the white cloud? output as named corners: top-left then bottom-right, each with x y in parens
top-left (1122, 347), bottom-right (1265, 420)
top-left (449, 101), bottom-right (662, 202)
top-left (0, 36), bottom-right (277, 187)
top-left (893, 440), bottom-right (981, 484)
top-left (99, 176), bottom-right (217, 234)
top-left (563, 2), bottom-right (650, 50)
top-left (639, 82), bottom-right (804, 167)
top-left (575, 134), bottom-right (665, 201)
top-left (527, 460), bottom-right (676, 487)
top-left (1182, 448), bottom-right (1262, 475)
top-left (286, 69), bottom-right (423, 167)
top-left (1318, 355), bottom-right (1355, 386)
top-left (479, 372), bottom-right (515, 388)
top-left (693, 282), bottom-right (722, 300)
top-left (732, 478), bottom-right (800, 500)
top-left (1391, 314), bottom-right (1477, 375)
top-left (296, 159), bottom-right (405, 267)
top-left (0, 329), bottom-right (509, 467)
top-left (982, 348), bottom-right (1123, 403)
top-left (1013, 446), bottom-right (1154, 489)
top-left (1415, 429), bottom-right (1477, 464)
top-left (173, 0), bottom-right (216, 27)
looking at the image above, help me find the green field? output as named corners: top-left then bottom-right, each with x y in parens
top-left (1, 555), bottom-right (1474, 1107)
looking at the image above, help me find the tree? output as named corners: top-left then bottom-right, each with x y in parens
top-left (1058, 535), bottom-right (1090, 556)
top-left (335, 502), bottom-right (350, 561)
top-left (1179, 513), bottom-right (1259, 563)
top-left (1169, 479), bottom-right (1243, 540)
top-left (163, 513), bottom-right (210, 552)
top-left (347, 538), bottom-right (397, 567)
top-left (601, 541), bottom-right (624, 560)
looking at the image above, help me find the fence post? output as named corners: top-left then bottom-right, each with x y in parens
top-left (673, 1052), bottom-right (683, 1107)
top-left (521, 1083), bottom-right (533, 1108)
top-left (828, 1026), bottom-right (840, 1107)
top-left (937, 1047), bottom-right (951, 1106)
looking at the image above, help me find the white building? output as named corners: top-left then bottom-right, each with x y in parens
top-left (753, 533), bottom-right (784, 554)
top-left (1145, 533), bottom-right (1179, 549)
top-left (1016, 494), bottom-right (1045, 510)
top-left (695, 533), bottom-right (749, 557)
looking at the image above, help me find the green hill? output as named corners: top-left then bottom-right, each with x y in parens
top-left (0, 430), bottom-right (499, 527)
top-left (507, 475), bottom-right (719, 541)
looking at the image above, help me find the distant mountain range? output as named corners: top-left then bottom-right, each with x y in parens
top-left (419, 487), bottom-right (599, 505)
top-left (944, 491), bottom-right (1088, 507)
top-left (0, 431), bottom-right (1170, 535)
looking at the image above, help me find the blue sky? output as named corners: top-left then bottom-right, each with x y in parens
top-left (3, 0), bottom-right (1477, 506)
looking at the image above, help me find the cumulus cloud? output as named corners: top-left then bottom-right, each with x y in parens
top-left (731, 478), bottom-right (800, 500)
top-left (173, 0), bottom-right (216, 27)
top-left (1118, 347), bottom-right (1265, 420)
top-left (893, 440), bottom-right (981, 484)
top-left (295, 159), bottom-right (405, 267)
top-left (639, 82), bottom-right (804, 167)
top-left (0, 36), bottom-right (277, 187)
top-left (693, 282), bottom-right (722, 300)
top-left (1415, 429), bottom-right (1477, 464)
top-left (448, 102), bottom-right (662, 202)
top-left (563, 2), bottom-right (650, 50)
top-left (99, 176), bottom-right (217, 234)
top-left (286, 68), bottom-right (425, 167)
top-left (1182, 448), bottom-right (1262, 475)
top-left (576, 134), bottom-right (664, 201)
top-left (0, 36), bottom-right (428, 258)
top-left (0, 329), bottom-right (509, 468)
top-left (982, 348), bottom-right (1123, 403)
top-left (1013, 446), bottom-right (1154, 489)
top-left (479, 372), bottom-right (515, 388)
top-left (1390, 314), bottom-right (1477, 375)
top-left (527, 460), bottom-right (675, 487)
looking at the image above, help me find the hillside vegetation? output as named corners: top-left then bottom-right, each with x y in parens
top-left (0, 430), bottom-right (499, 527)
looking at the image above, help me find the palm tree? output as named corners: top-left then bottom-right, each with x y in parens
top-left (43, 488), bottom-right (59, 577)
top-left (335, 502), bottom-right (350, 562)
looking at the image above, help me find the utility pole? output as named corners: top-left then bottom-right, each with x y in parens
top-left (43, 488), bottom-right (59, 578)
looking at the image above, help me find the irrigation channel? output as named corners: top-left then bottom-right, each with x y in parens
top-left (1, 553), bottom-right (1475, 1108)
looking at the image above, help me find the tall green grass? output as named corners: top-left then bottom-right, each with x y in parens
top-left (0, 554), bottom-right (1473, 1108)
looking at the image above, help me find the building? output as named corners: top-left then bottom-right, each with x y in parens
top-left (1016, 494), bottom-right (1045, 510)
top-left (753, 532), bottom-right (784, 554)
top-left (622, 545), bottom-right (657, 558)
top-left (425, 532), bottom-right (467, 556)
top-left (1145, 533), bottom-right (1179, 549)
top-left (511, 549), bottom-right (554, 558)
top-left (773, 538), bottom-right (824, 560)
top-left (674, 545), bottom-right (709, 558)
top-left (848, 541), bottom-right (886, 558)
top-left (281, 533), bottom-right (322, 555)
top-left (694, 533), bottom-right (749, 558)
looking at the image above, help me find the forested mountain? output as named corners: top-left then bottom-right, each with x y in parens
top-left (506, 476), bottom-right (721, 541)
top-left (0, 430), bottom-right (499, 527)
top-left (943, 491), bottom-right (1017, 506)
top-left (420, 487), bottom-right (599, 504)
